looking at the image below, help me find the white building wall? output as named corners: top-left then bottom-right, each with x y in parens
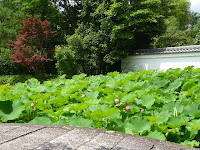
top-left (122, 52), bottom-right (200, 72)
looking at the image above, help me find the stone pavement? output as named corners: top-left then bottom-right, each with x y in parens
top-left (0, 123), bottom-right (199, 150)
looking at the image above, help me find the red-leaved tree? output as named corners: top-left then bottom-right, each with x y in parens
top-left (9, 16), bottom-right (57, 75)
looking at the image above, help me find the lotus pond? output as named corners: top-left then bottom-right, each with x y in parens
top-left (0, 66), bottom-right (200, 148)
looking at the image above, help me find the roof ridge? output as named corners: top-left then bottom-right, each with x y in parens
top-left (134, 45), bottom-right (200, 55)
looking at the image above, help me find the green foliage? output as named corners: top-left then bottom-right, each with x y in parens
top-left (0, 75), bottom-right (32, 85)
top-left (193, 20), bottom-right (200, 44)
top-left (153, 17), bottom-right (194, 48)
top-left (1, 67), bottom-right (200, 147)
top-left (0, 47), bottom-right (29, 75)
top-left (66, 25), bottom-right (112, 74)
top-left (0, 74), bottom-right (57, 85)
top-left (0, 48), bottom-right (22, 75)
top-left (22, 0), bottom-right (79, 45)
top-left (181, 140), bottom-right (200, 147)
top-left (170, 0), bottom-right (190, 29)
top-left (54, 45), bottom-right (79, 77)
top-left (1, 0), bottom-right (199, 75)
top-left (152, 0), bottom-right (198, 48)
top-left (147, 131), bottom-right (166, 141)
top-left (66, 0), bottom-right (173, 74)
top-left (0, 1), bottom-right (26, 48)
top-left (0, 100), bottom-right (25, 122)
top-left (126, 117), bottom-right (151, 134)
top-left (29, 116), bottom-right (52, 124)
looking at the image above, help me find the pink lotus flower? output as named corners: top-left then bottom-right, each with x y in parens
top-left (115, 98), bottom-right (120, 103)
top-left (126, 105), bottom-right (131, 111)
top-left (81, 94), bottom-right (86, 98)
top-left (31, 103), bottom-right (34, 109)
top-left (141, 109), bottom-right (145, 112)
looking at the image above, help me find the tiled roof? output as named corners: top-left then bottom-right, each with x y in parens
top-left (134, 45), bottom-right (200, 55)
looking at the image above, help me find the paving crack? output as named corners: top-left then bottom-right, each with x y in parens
top-left (110, 134), bottom-right (126, 150)
top-left (75, 132), bottom-right (101, 150)
top-left (0, 127), bottom-right (46, 145)
top-left (149, 144), bottom-right (155, 150)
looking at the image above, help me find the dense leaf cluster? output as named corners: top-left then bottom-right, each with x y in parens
top-left (2, 0), bottom-right (200, 76)
top-left (0, 67), bottom-right (200, 147)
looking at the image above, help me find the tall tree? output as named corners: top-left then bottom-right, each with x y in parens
top-left (61, 0), bottom-right (175, 75)
top-left (153, 16), bottom-right (193, 48)
top-left (152, 0), bottom-right (196, 48)
top-left (9, 17), bottom-right (57, 75)
top-left (20, 0), bottom-right (80, 45)
top-left (170, 0), bottom-right (190, 29)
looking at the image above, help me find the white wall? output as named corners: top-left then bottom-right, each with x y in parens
top-left (122, 52), bottom-right (200, 72)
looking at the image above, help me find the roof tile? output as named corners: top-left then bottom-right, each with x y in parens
top-left (134, 45), bottom-right (200, 55)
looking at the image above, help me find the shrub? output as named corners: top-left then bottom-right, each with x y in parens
top-left (55, 45), bottom-right (79, 78)
top-left (0, 74), bottom-right (57, 85)
top-left (0, 48), bottom-right (28, 75)
top-left (0, 75), bottom-right (32, 85)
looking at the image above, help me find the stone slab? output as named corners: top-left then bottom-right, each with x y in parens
top-left (36, 128), bottom-right (100, 150)
top-left (112, 135), bottom-right (154, 150)
top-left (77, 131), bottom-right (124, 150)
top-left (0, 125), bottom-right (44, 144)
top-left (152, 142), bottom-right (198, 150)
top-left (0, 127), bottom-right (72, 150)
top-left (0, 123), bottom-right (199, 150)
top-left (141, 135), bottom-right (198, 150)
top-left (0, 125), bottom-right (20, 133)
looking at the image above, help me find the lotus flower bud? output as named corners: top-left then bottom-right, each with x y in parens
top-left (126, 105), bottom-right (131, 111)
top-left (165, 132), bottom-right (169, 136)
top-left (141, 109), bottom-right (145, 112)
top-left (155, 130), bottom-right (157, 132)
top-left (81, 94), bottom-right (86, 98)
top-left (31, 103), bottom-right (34, 109)
top-left (24, 116), bottom-right (29, 120)
top-left (136, 77), bottom-right (138, 81)
top-left (115, 98), bottom-right (120, 103)
top-left (180, 91), bottom-right (182, 95)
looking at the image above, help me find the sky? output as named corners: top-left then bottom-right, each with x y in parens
top-left (190, 0), bottom-right (200, 12)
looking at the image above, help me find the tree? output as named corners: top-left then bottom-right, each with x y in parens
top-left (152, 0), bottom-right (197, 48)
top-left (63, 0), bottom-right (174, 75)
top-left (192, 20), bottom-right (200, 45)
top-left (0, 1), bottom-right (26, 48)
top-left (54, 45), bottom-right (78, 78)
top-left (153, 16), bottom-right (194, 48)
top-left (170, 0), bottom-right (190, 29)
top-left (21, 0), bottom-right (79, 45)
top-left (9, 17), bottom-right (57, 75)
